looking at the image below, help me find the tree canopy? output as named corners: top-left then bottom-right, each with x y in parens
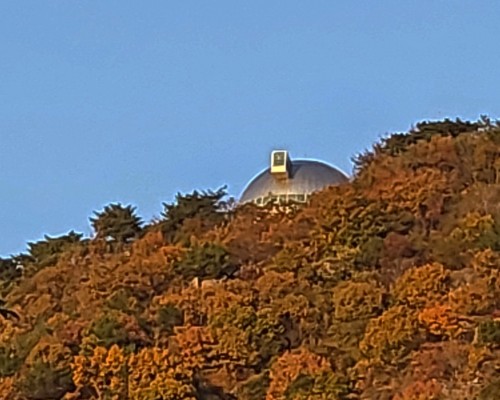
top-left (0, 118), bottom-right (499, 399)
top-left (90, 203), bottom-right (143, 243)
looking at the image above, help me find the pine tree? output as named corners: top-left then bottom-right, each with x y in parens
top-left (90, 203), bottom-right (142, 243)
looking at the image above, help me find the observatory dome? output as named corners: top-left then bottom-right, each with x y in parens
top-left (240, 151), bottom-right (348, 205)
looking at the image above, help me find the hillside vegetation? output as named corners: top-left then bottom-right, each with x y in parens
top-left (1, 118), bottom-right (500, 399)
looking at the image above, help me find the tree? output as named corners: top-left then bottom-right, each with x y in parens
top-left (392, 263), bottom-right (450, 309)
top-left (87, 311), bottom-right (149, 350)
top-left (127, 347), bottom-right (197, 400)
top-left (360, 306), bottom-right (422, 362)
top-left (71, 345), bottom-right (128, 399)
top-left (157, 304), bottom-right (184, 335)
top-left (0, 118), bottom-right (499, 399)
top-left (0, 258), bottom-right (22, 295)
top-left (90, 203), bottom-right (142, 243)
top-left (266, 348), bottom-right (331, 400)
top-left (173, 242), bottom-right (236, 281)
top-left (353, 118), bottom-right (484, 174)
top-left (393, 379), bottom-right (443, 400)
top-left (27, 231), bottom-right (82, 268)
top-left (418, 304), bottom-right (470, 340)
top-left (159, 187), bottom-right (229, 243)
top-left (332, 281), bottom-right (384, 322)
top-left (283, 371), bottom-right (349, 400)
top-left (17, 359), bottom-right (74, 400)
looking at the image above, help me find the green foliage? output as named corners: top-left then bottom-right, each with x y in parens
top-left (326, 319), bottom-right (367, 361)
top-left (354, 237), bottom-right (384, 269)
top-left (210, 304), bottom-right (257, 332)
top-left (0, 325), bottom-right (50, 383)
top-left (27, 231), bottom-right (82, 268)
top-left (250, 309), bottom-right (290, 365)
top-left (478, 379), bottom-right (500, 400)
top-left (89, 313), bottom-right (131, 349)
top-left (160, 187), bottom-right (229, 242)
top-left (17, 360), bottom-right (74, 400)
top-left (105, 288), bottom-right (132, 313)
top-left (0, 347), bottom-right (22, 377)
top-left (90, 203), bottom-right (142, 243)
top-left (436, 213), bottom-right (500, 262)
top-left (210, 304), bottom-right (288, 367)
top-left (477, 320), bottom-right (500, 345)
top-left (0, 257), bottom-right (22, 295)
top-left (316, 195), bottom-right (392, 249)
top-left (174, 242), bottom-right (236, 281)
top-left (284, 372), bottom-right (349, 400)
top-left (237, 372), bottom-right (270, 400)
top-left (310, 372), bottom-right (350, 400)
top-left (157, 304), bottom-right (184, 334)
top-left (353, 118), bottom-right (485, 173)
top-left (284, 373), bottom-right (314, 399)
top-left (16, 324), bottom-right (48, 364)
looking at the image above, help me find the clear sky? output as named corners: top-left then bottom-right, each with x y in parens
top-left (1, 1), bottom-right (499, 256)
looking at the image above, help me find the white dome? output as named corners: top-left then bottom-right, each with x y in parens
top-left (240, 158), bottom-right (348, 205)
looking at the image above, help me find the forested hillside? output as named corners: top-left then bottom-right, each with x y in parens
top-left (1, 119), bottom-right (499, 399)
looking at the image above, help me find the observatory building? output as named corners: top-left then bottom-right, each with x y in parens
top-left (240, 150), bottom-right (348, 205)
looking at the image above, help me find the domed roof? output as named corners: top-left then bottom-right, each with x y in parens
top-left (240, 158), bottom-right (348, 204)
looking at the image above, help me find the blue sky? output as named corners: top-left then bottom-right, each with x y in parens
top-left (1, 1), bottom-right (499, 256)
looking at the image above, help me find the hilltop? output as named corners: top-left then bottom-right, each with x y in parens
top-left (0, 118), bottom-right (499, 399)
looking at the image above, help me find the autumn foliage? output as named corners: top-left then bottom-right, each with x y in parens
top-left (0, 118), bottom-right (499, 399)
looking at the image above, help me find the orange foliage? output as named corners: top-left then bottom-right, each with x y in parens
top-left (128, 347), bottom-right (196, 400)
top-left (360, 306), bottom-right (422, 361)
top-left (393, 263), bottom-right (450, 309)
top-left (418, 304), bottom-right (472, 340)
top-left (71, 345), bottom-right (128, 399)
top-left (266, 348), bottom-right (330, 400)
top-left (393, 379), bottom-right (443, 400)
top-left (1, 121), bottom-right (499, 399)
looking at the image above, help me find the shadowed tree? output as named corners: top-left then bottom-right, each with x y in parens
top-left (27, 231), bottom-right (82, 268)
top-left (159, 187), bottom-right (230, 242)
top-left (90, 203), bottom-right (143, 243)
top-left (0, 257), bottom-right (22, 295)
top-left (353, 117), bottom-right (485, 174)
